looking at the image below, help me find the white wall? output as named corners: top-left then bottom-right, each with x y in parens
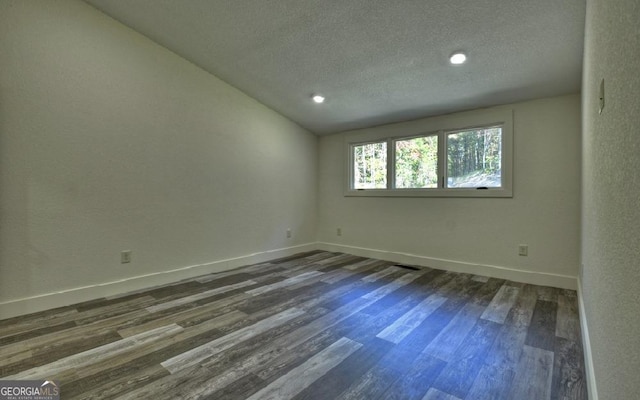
top-left (581, 0), bottom-right (640, 397)
top-left (0, 0), bottom-right (317, 317)
top-left (318, 95), bottom-right (581, 287)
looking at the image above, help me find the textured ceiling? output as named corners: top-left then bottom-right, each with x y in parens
top-left (84, 0), bottom-right (586, 135)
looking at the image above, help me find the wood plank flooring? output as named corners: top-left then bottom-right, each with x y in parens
top-left (0, 251), bottom-right (588, 399)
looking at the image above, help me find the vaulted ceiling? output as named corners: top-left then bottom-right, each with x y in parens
top-left (84, 0), bottom-right (586, 135)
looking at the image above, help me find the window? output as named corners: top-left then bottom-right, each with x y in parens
top-left (345, 109), bottom-right (513, 197)
top-left (446, 127), bottom-right (502, 188)
top-left (395, 135), bottom-right (438, 189)
top-left (353, 141), bottom-right (387, 189)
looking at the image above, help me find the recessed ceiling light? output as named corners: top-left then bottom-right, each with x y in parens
top-left (450, 52), bottom-right (467, 65)
top-left (312, 94), bottom-right (325, 104)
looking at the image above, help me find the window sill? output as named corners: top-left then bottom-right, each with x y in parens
top-left (344, 188), bottom-right (513, 198)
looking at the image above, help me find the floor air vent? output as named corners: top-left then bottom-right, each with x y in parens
top-left (394, 264), bottom-right (421, 271)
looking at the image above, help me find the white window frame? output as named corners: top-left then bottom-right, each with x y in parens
top-left (344, 108), bottom-right (513, 198)
top-left (391, 132), bottom-right (440, 190)
top-left (351, 139), bottom-right (389, 189)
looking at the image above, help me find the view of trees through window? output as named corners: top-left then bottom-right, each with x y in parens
top-left (447, 127), bottom-right (502, 188)
top-left (353, 142), bottom-right (387, 189)
top-left (351, 125), bottom-right (502, 190)
top-left (395, 135), bottom-right (438, 188)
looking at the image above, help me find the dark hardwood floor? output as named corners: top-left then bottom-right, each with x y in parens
top-left (0, 251), bottom-right (587, 399)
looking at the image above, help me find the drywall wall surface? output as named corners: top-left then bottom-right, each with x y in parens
top-left (318, 95), bottom-right (581, 281)
top-left (0, 0), bottom-right (317, 307)
top-left (581, 0), bottom-right (640, 397)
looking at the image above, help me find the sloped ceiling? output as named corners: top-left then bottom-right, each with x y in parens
top-left (84, 0), bottom-right (586, 135)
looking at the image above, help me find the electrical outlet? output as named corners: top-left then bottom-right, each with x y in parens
top-left (518, 245), bottom-right (528, 256)
top-left (121, 250), bottom-right (132, 264)
top-left (286, 229), bottom-right (292, 239)
top-left (337, 228), bottom-right (342, 236)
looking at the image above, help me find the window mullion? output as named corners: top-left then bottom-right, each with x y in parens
top-left (438, 130), bottom-right (446, 188)
top-left (387, 138), bottom-right (394, 189)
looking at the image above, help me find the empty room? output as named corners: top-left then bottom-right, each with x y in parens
top-left (0, 0), bottom-right (638, 399)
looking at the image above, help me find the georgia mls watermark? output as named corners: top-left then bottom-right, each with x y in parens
top-left (0, 380), bottom-right (59, 400)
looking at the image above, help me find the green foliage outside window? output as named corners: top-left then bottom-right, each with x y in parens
top-left (447, 127), bottom-right (501, 188)
top-left (353, 142), bottom-right (387, 189)
top-left (395, 136), bottom-right (438, 188)
top-left (352, 126), bottom-right (502, 190)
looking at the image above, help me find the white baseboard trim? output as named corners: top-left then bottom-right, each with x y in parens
top-left (318, 242), bottom-right (577, 290)
top-left (577, 279), bottom-right (598, 400)
top-left (0, 242), bottom-right (579, 320)
top-left (0, 243), bottom-right (317, 320)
